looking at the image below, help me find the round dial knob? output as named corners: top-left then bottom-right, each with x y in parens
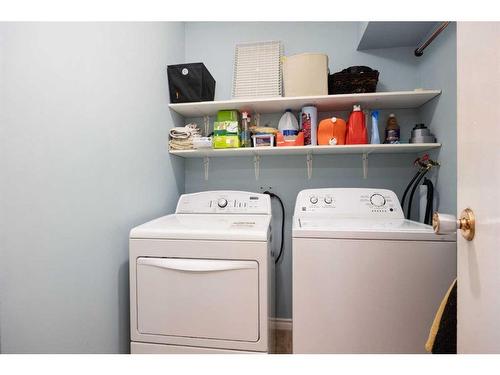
top-left (324, 196), bottom-right (333, 204)
top-left (309, 196), bottom-right (318, 204)
top-left (217, 198), bottom-right (228, 208)
top-left (370, 193), bottom-right (386, 207)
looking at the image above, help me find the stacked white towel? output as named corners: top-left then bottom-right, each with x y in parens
top-left (169, 123), bottom-right (201, 150)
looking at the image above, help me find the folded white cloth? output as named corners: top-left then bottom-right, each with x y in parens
top-left (170, 123), bottom-right (201, 139)
top-left (169, 138), bottom-right (194, 150)
top-left (169, 123), bottom-right (202, 150)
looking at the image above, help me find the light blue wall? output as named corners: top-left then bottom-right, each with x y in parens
top-left (185, 22), bottom-right (420, 99)
top-left (183, 22), bottom-right (456, 319)
top-left (417, 22), bottom-right (457, 215)
top-left (0, 22), bottom-right (185, 353)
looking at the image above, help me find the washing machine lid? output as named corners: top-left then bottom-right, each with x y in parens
top-left (130, 214), bottom-right (271, 241)
top-left (293, 217), bottom-right (456, 241)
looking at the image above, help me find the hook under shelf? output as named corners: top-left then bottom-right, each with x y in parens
top-left (203, 115), bottom-right (210, 136)
top-left (362, 153), bottom-right (368, 179)
top-left (254, 155), bottom-right (261, 180)
top-left (203, 156), bottom-right (210, 181)
top-left (306, 153), bottom-right (313, 180)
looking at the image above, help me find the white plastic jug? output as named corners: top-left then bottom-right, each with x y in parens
top-left (278, 109), bottom-right (299, 138)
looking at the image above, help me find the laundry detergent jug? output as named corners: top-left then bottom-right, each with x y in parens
top-left (346, 105), bottom-right (368, 144)
top-left (318, 117), bottom-right (347, 145)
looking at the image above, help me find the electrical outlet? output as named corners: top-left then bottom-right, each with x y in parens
top-left (259, 186), bottom-right (273, 193)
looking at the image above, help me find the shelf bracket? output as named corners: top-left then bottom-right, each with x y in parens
top-left (203, 156), bottom-right (210, 181)
top-left (203, 115), bottom-right (210, 136)
top-left (254, 155), bottom-right (261, 180)
top-left (306, 153), bottom-right (313, 180)
top-left (255, 113), bottom-right (261, 127)
top-left (362, 153), bottom-right (368, 179)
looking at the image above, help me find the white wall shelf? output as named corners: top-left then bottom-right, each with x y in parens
top-left (169, 143), bottom-right (441, 158)
top-left (357, 22), bottom-right (438, 50)
top-left (168, 90), bottom-right (441, 118)
top-left (168, 91), bottom-right (442, 181)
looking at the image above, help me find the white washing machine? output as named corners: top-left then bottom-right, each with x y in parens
top-left (292, 188), bottom-right (456, 354)
top-left (129, 191), bottom-right (275, 354)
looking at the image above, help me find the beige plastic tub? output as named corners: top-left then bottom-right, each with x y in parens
top-left (283, 53), bottom-right (329, 97)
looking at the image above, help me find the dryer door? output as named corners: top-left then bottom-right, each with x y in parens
top-left (135, 257), bottom-right (260, 342)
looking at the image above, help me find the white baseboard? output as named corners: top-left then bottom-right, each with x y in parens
top-left (270, 318), bottom-right (292, 331)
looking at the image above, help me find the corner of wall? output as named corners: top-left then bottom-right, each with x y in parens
top-left (415, 22), bottom-right (457, 215)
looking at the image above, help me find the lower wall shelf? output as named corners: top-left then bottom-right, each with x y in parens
top-left (169, 143), bottom-right (441, 158)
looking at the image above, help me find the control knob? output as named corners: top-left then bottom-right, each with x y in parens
top-left (370, 193), bottom-right (386, 207)
top-left (324, 196), bottom-right (333, 204)
top-left (217, 198), bottom-right (228, 208)
top-left (309, 196), bottom-right (318, 204)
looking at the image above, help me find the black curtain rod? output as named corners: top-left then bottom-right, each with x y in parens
top-left (414, 22), bottom-right (450, 57)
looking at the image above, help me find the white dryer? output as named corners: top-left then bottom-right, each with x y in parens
top-left (129, 191), bottom-right (275, 354)
top-left (292, 188), bottom-right (456, 354)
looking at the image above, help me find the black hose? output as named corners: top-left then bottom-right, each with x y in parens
top-left (264, 191), bottom-right (285, 264)
top-left (423, 178), bottom-right (434, 225)
top-left (401, 169), bottom-right (424, 214)
top-left (406, 168), bottom-right (431, 220)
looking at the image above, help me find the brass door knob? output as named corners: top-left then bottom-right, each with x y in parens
top-left (432, 208), bottom-right (475, 241)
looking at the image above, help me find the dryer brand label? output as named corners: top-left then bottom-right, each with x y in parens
top-left (232, 221), bottom-right (256, 227)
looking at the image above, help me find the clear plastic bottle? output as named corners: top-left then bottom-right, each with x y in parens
top-left (240, 111), bottom-right (252, 147)
top-left (370, 110), bottom-right (380, 144)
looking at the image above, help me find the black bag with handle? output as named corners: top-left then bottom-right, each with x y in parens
top-left (167, 63), bottom-right (216, 103)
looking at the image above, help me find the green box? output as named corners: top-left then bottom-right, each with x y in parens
top-left (216, 110), bottom-right (239, 122)
top-left (213, 135), bottom-right (240, 149)
top-left (213, 121), bottom-right (240, 148)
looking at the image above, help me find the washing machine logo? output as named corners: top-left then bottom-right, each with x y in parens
top-left (232, 221), bottom-right (256, 227)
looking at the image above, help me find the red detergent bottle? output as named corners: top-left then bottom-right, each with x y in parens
top-left (346, 105), bottom-right (368, 144)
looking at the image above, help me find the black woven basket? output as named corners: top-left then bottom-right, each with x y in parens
top-left (328, 66), bottom-right (379, 95)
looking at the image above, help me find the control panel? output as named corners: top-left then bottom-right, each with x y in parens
top-left (294, 188), bottom-right (404, 219)
top-left (176, 191), bottom-right (272, 215)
